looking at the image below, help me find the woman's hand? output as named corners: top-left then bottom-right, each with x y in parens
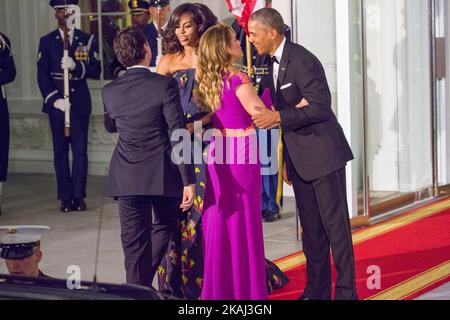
top-left (186, 122), bottom-right (195, 135)
top-left (296, 98), bottom-right (310, 109)
top-left (180, 184), bottom-right (196, 212)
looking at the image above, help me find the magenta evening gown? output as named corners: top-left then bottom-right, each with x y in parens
top-left (201, 72), bottom-right (268, 300)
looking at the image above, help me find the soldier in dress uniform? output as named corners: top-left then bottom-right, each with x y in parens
top-left (0, 32), bottom-right (16, 216)
top-left (232, 0), bottom-right (291, 223)
top-left (112, 0), bottom-right (171, 77)
top-left (0, 226), bottom-right (51, 278)
top-left (37, 0), bottom-right (101, 213)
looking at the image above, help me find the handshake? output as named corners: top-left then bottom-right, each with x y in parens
top-left (252, 98), bottom-right (310, 130)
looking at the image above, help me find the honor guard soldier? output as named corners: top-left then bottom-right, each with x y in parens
top-left (232, 0), bottom-right (291, 223)
top-left (0, 226), bottom-right (51, 278)
top-left (0, 33), bottom-right (16, 216)
top-left (37, 0), bottom-right (101, 213)
top-left (111, 0), bottom-right (171, 77)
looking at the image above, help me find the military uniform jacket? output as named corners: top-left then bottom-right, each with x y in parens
top-left (37, 29), bottom-right (101, 115)
top-left (0, 33), bottom-right (16, 101)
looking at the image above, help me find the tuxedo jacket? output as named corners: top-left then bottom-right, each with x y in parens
top-left (270, 40), bottom-right (354, 182)
top-left (102, 67), bottom-right (195, 197)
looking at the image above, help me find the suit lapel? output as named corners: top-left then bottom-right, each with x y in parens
top-left (276, 40), bottom-right (290, 91)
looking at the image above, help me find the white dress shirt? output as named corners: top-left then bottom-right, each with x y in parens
top-left (271, 37), bottom-right (286, 91)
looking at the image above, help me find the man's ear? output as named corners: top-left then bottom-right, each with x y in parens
top-left (149, 6), bottom-right (155, 17)
top-left (268, 28), bottom-right (278, 40)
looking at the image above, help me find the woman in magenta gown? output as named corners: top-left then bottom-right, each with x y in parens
top-left (195, 24), bottom-right (270, 300)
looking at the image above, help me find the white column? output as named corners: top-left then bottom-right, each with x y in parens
top-left (366, 0), bottom-right (400, 192)
top-left (283, 0), bottom-right (337, 200)
top-left (1, 0), bottom-right (117, 176)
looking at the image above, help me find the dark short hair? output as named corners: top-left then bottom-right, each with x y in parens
top-left (162, 3), bottom-right (218, 54)
top-left (113, 26), bottom-right (148, 68)
top-left (250, 8), bottom-right (285, 35)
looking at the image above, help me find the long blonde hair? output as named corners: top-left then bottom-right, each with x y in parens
top-left (195, 24), bottom-right (236, 112)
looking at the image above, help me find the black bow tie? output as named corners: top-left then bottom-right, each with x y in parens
top-left (270, 56), bottom-right (279, 64)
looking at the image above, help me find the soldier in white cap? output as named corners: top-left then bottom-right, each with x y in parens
top-left (0, 226), bottom-right (50, 278)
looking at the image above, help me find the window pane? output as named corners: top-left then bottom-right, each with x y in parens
top-left (78, 0), bottom-right (127, 14)
top-left (102, 14), bottom-right (128, 79)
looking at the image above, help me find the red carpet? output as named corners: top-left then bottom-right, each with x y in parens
top-left (270, 198), bottom-right (450, 300)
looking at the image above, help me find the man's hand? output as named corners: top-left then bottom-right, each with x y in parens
top-left (54, 98), bottom-right (71, 112)
top-left (283, 162), bottom-right (292, 186)
top-left (252, 107), bottom-right (281, 129)
top-left (61, 56), bottom-right (76, 71)
top-left (180, 184), bottom-right (196, 212)
top-left (296, 98), bottom-right (310, 109)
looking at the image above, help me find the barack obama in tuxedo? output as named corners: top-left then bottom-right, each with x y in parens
top-left (102, 27), bottom-right (196, 288)
top-left (250, 8), bottom-right (357, 300)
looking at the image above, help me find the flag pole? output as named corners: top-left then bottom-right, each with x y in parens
top-left (246, 35), bottom-right (252, 78)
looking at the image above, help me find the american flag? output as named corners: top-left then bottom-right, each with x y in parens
top-left (226, 0), bottom-right (265, 35)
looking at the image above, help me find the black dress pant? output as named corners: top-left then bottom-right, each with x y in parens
top-left (286, 156), bottom-right (357, 300)
top-left (117, 195), bottom-right (181, 288)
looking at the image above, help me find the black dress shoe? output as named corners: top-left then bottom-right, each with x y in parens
top-left (60, 200), bottom-right (72, 212)
top-left (72, 198), bottom-right (87, 212)
top-left (264, 211), bottom-right (280, 223)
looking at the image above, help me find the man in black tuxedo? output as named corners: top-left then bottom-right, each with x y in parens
top-left (102, 26), bottom-right (196, 287)
top-left (250, 8), bottom-right (357, 300)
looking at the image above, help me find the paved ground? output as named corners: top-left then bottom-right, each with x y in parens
top-left (1, 173), bottom-right (448, 299)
